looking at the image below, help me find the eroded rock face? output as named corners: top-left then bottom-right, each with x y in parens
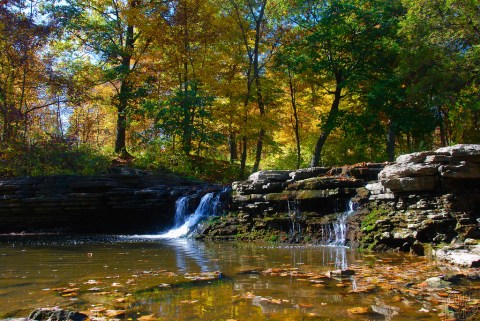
top-left (360, 144), bottom-right (480, 263)
top-left (0, 171), bottom-right (212, 234)
top-left (377, 144), bottom-right (480, 193)
top-left (231, 163), bottom-right (384, 216)
top-left (201, 163), bottom-right (385, 243)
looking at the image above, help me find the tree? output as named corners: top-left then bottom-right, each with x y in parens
top-left (227, 0), bottom-right (284, 174)
top-left (52, 0), bottom-right (158, 157)
top-left (0, 0), bottom-right (56, 143)
top-left (287, 0), bottom-right (404, 166)
top-left (399, 0), bottom-right (480, 146)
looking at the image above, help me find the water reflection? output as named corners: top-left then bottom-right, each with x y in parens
top-left (0, 237), bottom-right (388, 320)
top-left (163, 238), bottom-right (219, 272)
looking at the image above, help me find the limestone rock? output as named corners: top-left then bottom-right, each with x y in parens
top-left (248, 170), bottom-right (291, 183)
top-left (435, 245), bottom-right (480, 268)
top-left (395, 151), bottom-right (438, 164)
top-left (421, 276), bottom-right (451, 289)
top-left (439, 162), bottom-right (480, 179)
top-left (28, 308), bottom-right (88, 321)
top-left (289, 167), bottom-right (330, 181)
top-left (436, 144), bottom-right (480, 162)
top-left (382, 176), bottom-right (438, 192)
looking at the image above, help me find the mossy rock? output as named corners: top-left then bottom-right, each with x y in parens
top-left (287, 176), bottom-right (364, 191)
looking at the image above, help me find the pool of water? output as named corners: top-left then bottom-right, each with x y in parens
top-left (0, 235), bottom-right (478, 320)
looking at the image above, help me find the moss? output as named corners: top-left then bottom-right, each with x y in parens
top-left (264, 191), bottom-right (296, 201)
top-left (296, 189), bottom-right (339, 200)
top-left (361, 207), bottom-right (390, 232)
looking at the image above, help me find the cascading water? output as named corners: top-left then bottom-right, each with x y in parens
top-left (174, 196), bottom-right (190, 228)
top-left (287, 200), bottom-right (302, 237)
top-left (158, 190), bottom-right (226, 239)
top-left (326, 199), bottom-right (356, 246)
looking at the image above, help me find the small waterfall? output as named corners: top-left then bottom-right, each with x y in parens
top-left (326, 199), bottom-right (356, 246)
top-left (287, 200), bottom-right (301, 237)
top-left (174, 196), bottom-right (190, 227)
top-left (159, 190), bottom-right (225, 239)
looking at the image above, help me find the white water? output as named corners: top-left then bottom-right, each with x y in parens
top-left (157, 192), bottom-right (222, 239)
top-left (174, 196), bottom-right (190, 227)
top-left (327, 199), bottom-right (356, 246)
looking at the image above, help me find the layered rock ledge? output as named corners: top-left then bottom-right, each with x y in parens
top-left (359, 144), bottom-right (480, 266)
top-left (200, 163), bottom-right (384, 242)
top-left (201, 144), bottom-right (480, 267)
top-left (0, 169), bottom-right (212, 234)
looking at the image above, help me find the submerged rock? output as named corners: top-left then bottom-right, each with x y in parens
top-left (420, 277), bottom-right (452, 289)
top-left (327, 269), bottom-right (355, 278)
top-left (27, 308), bottom-right (88, 321)
top-left (435, 245), bottom-right (480, 268)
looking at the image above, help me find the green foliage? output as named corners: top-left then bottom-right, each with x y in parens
top-left (361, 207), bottom-right (390, 233)
top-left (132, 140), bottom-right (243, 182)
top-left (0, 136), bottom-right (112, 177)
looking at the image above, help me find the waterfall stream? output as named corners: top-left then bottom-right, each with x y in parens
top-left (158, 190), bottom-right (225, 239)
top-left (325, 199), bottom-right (356, 246)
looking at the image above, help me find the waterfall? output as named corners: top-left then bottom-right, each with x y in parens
top-left (158, 191), bottom-right (225, 239)
top-left (326, 199), bottom-right (356, 246)
top-left (174, 196), bottom-right (190, 227)
top-left (287, 200), bottom-right (301, 237)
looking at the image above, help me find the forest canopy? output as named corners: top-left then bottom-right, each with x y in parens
top-left (0, 0), bottom-right (479, 180)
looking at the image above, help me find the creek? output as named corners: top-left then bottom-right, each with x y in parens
top-left (1, 235), bottom-right (478, 321)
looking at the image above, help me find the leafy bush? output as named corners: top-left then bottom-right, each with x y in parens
top-left (0, 136), bottom-right (112, 177)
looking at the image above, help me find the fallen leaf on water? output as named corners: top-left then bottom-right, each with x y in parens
top-left (84, 280), bottom-right (101, 285)
top-left (158, 283), bottom-right (171, 288)
top-left (180, 300), bottom-right (199, 304)
top-left (105, 310), bottom-right (125, 317)
top-left (298, 303), bottom-right (314, 309)
top-left (92, 291), bottom-right (112, 296)
top-left (137, 314), bottom-right (157, 321)
top-left (89, 307), bottom-right (106, 313)
top-left (347, 307), bottom-right (369, 314)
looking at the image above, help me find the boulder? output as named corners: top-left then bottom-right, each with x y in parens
top-left (439, 162), bottom-right (480, 179)
top-left (435, 245), bottom-right (480, 268)
top-left (436, 144), bottom-right (480, 162)
top-left (382, 176), bottom-right (438, 192)
top-left (420, 276), bottom-right (451, 289)
top-left (28, 308), bottom-right (88, 321)
top-left (248, 170), bottom-right (291, 183)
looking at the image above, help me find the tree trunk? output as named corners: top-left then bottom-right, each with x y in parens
top-left (240, 136), bottom-right (247, 179)
top-left (251, 9), bottom-right (266, 174)
top-left (228, 132), bottom-right (238, 163)
top-left (115, 83), bottom-right (129, 157)
top-left (386, 119), bottom-right (395, 162)
top-left (310, 83), bottom-right (342, 167)
top-left (252, 128), bottom-right (265, 173)
top-left (288, 70), bottom-right (301, 169)
top-left (114, 21), bottom-right (134, 158)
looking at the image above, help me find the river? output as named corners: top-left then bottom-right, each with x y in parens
top-left (1, 235), bottom-right (478, 320)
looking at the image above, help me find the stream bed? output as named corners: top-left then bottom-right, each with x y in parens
top-left (0, 235), bottom-right (479, 320)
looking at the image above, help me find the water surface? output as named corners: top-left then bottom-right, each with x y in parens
top-left (0, 236), bottom-right (477, 320)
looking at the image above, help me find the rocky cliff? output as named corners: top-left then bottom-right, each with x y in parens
top-left (200, 163), bottom-right (384, 242)
top-left (0, 169), bottom-right (212, 234)
top-left (201, 144), bottom-right (480, 266)
top-left (360, 144), bottom-right (480, 266)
